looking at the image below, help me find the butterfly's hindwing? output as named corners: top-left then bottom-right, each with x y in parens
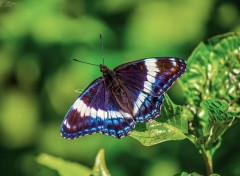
top-left (101, 95), bottom-right (135, 138)
top-left (122, 83), bottom-right (165, 122)
top-left (134, 93), bottom-right (165, 122)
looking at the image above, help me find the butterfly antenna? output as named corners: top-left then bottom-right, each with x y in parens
top-left (100, 33), bottom-right (105, 65)
top-left (72, 58), bottom-right (98, 66)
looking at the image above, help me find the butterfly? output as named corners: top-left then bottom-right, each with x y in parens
top-left (60, 57), bottom-right (186, 139)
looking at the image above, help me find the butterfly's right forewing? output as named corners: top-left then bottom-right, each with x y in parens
top-left (114, 57), bottom-right (186, 122)
top-left (114, 57), bottom-right (186, 96)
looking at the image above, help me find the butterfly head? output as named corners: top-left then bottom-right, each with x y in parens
top-left (100, 64), bottom-right (109, 74)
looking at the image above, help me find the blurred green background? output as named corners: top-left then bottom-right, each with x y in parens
top-left (0, 0), bottom-right (239, 175)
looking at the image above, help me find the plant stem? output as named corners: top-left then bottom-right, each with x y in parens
top-left (187, 136), bottom-right (213, 175)
top-left (200, 148), bottom-right (213, 176)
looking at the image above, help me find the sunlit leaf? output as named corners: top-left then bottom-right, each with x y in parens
top-left (36, 153), bottom-right (91, 176)
top-left (130, 94), bottom-right (190, 146)
top-left (179, 32), bottom-right (240, 127)
top-left (174, 171), bottom-right (202, 176)
top-left (175, 32), bottom-right (240, 162)
top-left (200, 99), bottom-right (236, 149)
top-left (200, 99), bottom-right (228, 112)
top-left (93, 149), bottom-right (111, 176)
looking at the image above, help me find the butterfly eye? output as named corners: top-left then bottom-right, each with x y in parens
top-left (100, 64), bottom-right (108, 73)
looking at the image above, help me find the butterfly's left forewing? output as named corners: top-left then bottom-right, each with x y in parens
top-left (61, 78), bottom-right (104, 139)
top-left (61, 77), bottom-right (135, 139)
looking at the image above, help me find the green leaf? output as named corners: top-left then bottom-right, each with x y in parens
top-left (174, 171), bottom-right (202, 176)
top-left (130, 94), bottom-right (190, 146)
top-left (179, 32), bottom-right (240, 123)
top-left (200, 99), bottom-right (228, 112)
top-left (36, 153), bottom-right (92, 176)
top-left (93, 149), bottom-right (111, 176)
top-left (200, 99), bottom-right (236, 150)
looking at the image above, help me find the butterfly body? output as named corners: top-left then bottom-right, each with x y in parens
top-left (61, 57), bottom-right (186, 139)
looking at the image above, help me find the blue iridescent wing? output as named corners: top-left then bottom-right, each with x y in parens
top-left (60, 78), bottom-right (135, 139)
top-left (114, 57), bottom-right (186, 122)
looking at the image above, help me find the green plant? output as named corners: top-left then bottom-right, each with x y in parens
top-left (36, 32), bottom-right (239, 176)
